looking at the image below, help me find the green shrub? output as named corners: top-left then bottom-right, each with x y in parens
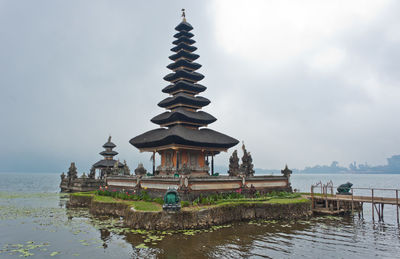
top-left (181, 200), bottom-right (190, 207)
top-left (192, 197), bottom-right (200, 206)
top-left (139, 190), bottom-right (152, 202)
top-left (153, 197), bottom-right (164, 205)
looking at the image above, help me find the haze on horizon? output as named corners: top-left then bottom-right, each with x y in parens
top-left (1, 0), bottom-right (399, 173)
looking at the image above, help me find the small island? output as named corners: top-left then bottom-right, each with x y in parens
top-left (62, 11), bottom-right (311, 231)
top-left (68, 190), bottom-right (311, 230)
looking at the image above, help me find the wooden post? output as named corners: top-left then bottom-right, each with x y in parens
top-left (361, 202), bottom-right (364, 219)
top-left (396, 190), bottom-right (399, 225)
top-left (211, 153), bottom-right (214, 176)
top-left (351, 188), bottom-right (354, 214)
top-left (381, 203), bottom-right (384, 222)
top-left (176, 150), bottom-right (179, 173)
top-left (152, 151), bottom-right (155, 175)
top-left (372, 189), bottom-right (374, 222)
top-left (311, 185), bottom-right (315, 209)
top-left (325, 186), bottom-right (328, 209)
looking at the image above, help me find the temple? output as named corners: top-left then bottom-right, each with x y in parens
top-left (130, 11), bottom-right (239, 176)
top-left (61, 10), bottom-right (292, 196)
top-left (92, 136), bottom-right (124, 178)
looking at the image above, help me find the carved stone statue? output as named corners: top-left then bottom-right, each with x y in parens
top-left (134, 163), bottom-right (147, 176)
top-left (67, 162), bottom-right (78, 186)
top-left (123, 160), bottom-right (130, 176)
top-left (67, 162), bottom-right (78, 180)
top-left (112, 160), bottom-right (120, 175)
top-left (239, 142), bottom-right (255, 177)
top-left (163, 187), bottom-right (181, 211)
top-left (337, 182), bottom-right (353, 195)
top-left (89, 166), bottom-right (96, 179)
top-left (281, 165), bottom-right (292, 178)
top-left (60, 172), bottom-right (65, 181)
top-left (228, 150), bottom-right (240, 176)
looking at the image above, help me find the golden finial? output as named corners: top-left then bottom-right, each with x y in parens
top-left (181, 8), bottom-right (186, 22)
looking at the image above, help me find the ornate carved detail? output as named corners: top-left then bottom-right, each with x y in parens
top-left (134, 163), bottom-right (147, 176)
top-left (89, 167), bottom-right (96, 179)
top-left (123, 160), bottom-right (131, 176)
top-left (239, 142), bottom-right (255, 177)
top-left (281, 164), bottom-right (292, 178)
top-left (228, 150), bottom-right (240, 176)
top-left (180, 163), bottom-right (191, 175)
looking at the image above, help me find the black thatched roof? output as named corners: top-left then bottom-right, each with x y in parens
top-left (167, 59), bottom-right (201, 71)
top-left (174, 30), bottom-right (194, 38)
top-left (163, 69), bottom-right (204, 83)
top-left (169, 50), bottom-right (199, 62)
top-left (130, 125), bottom-right (239, 149)
top-left (158, 93), bottom-right (210, 108)
top-left (100, 150), bottom-right (118, 156)
top-left (103, 141), bottom-right (116, 148)
top-left (175, 21), bottom-right (193, 31)
top-left (151, 107), bottom-right (216, 126)
top-left (171, 43), bottom-right (197, 53)
top-left (93, 159), bottom-right (124, 169)
top-left (172, 36), bottom-right (195, 45)
top-left (162, 81), bottom-right (206, 94)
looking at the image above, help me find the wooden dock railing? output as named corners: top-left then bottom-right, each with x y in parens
top-left (310, 183), bottom-right (400, 224)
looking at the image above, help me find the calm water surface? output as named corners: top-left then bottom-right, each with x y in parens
top-left (0, 172), bottom-right (399, 258)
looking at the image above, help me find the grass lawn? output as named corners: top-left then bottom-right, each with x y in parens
top-left (78, 193), bottom-right (162, 211)
top-left (130, 201), bottom-right (162, 212)
top-left (71, 192), bottom-right (308, 212)
top-left (182, 197), bottom-right (310, 211)
top-left (267, 198), bottom-right (310, 204)
top-left (70, 191), bottom-right (96, 197)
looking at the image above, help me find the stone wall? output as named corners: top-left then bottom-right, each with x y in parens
top-left (68, 195), bottom-right (311, 230)
top-left (106, 175), bottom-right (292, 201)
top-left (60, 178), bottom-right (104, 193)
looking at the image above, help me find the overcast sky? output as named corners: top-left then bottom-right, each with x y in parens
top-left (1, 0), bottom-right (399, 173)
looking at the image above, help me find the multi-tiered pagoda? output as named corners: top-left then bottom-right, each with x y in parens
top-left (130, 11), bottom-right (238, 176)
top-left (93, 136), bottom-right (124, 178)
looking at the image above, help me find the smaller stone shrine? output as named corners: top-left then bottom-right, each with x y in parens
top-left (240, 142), bottom-right (255, 177)
top-left (92, 136), bottom-right (124, 179)
top-left (228, 150), bottom-right (240, 176)
top-left (60, 136), bottom-right (129, 192)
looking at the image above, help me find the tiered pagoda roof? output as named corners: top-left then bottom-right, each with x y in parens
top-left (93, 136), bottom-right (124, 168)
top-left (130, 14), bottom-right (238, 152)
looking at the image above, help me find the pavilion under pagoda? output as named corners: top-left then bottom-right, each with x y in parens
top-left (130, 11), bottom-right (239, 177)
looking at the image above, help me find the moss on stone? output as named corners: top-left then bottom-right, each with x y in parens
top-left (267, 198), bottom-right (310, 204)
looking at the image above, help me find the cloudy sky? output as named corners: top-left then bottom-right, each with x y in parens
top-left (1, 0), bottom-right (399, 173)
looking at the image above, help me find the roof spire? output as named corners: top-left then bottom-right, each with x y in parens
top-left (181, 8), bottom-right (186, 22)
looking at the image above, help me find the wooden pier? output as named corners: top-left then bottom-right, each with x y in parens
top-left (306, 182), bottom-right (400, 224)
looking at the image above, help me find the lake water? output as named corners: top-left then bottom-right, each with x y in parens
top-left (0, 172), bottom-right (399, 258)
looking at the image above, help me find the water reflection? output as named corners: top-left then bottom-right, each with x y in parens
top-left (1, 172), bottom-right (400, 258)
top-left (59, 193), bottom-right (400, 259)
